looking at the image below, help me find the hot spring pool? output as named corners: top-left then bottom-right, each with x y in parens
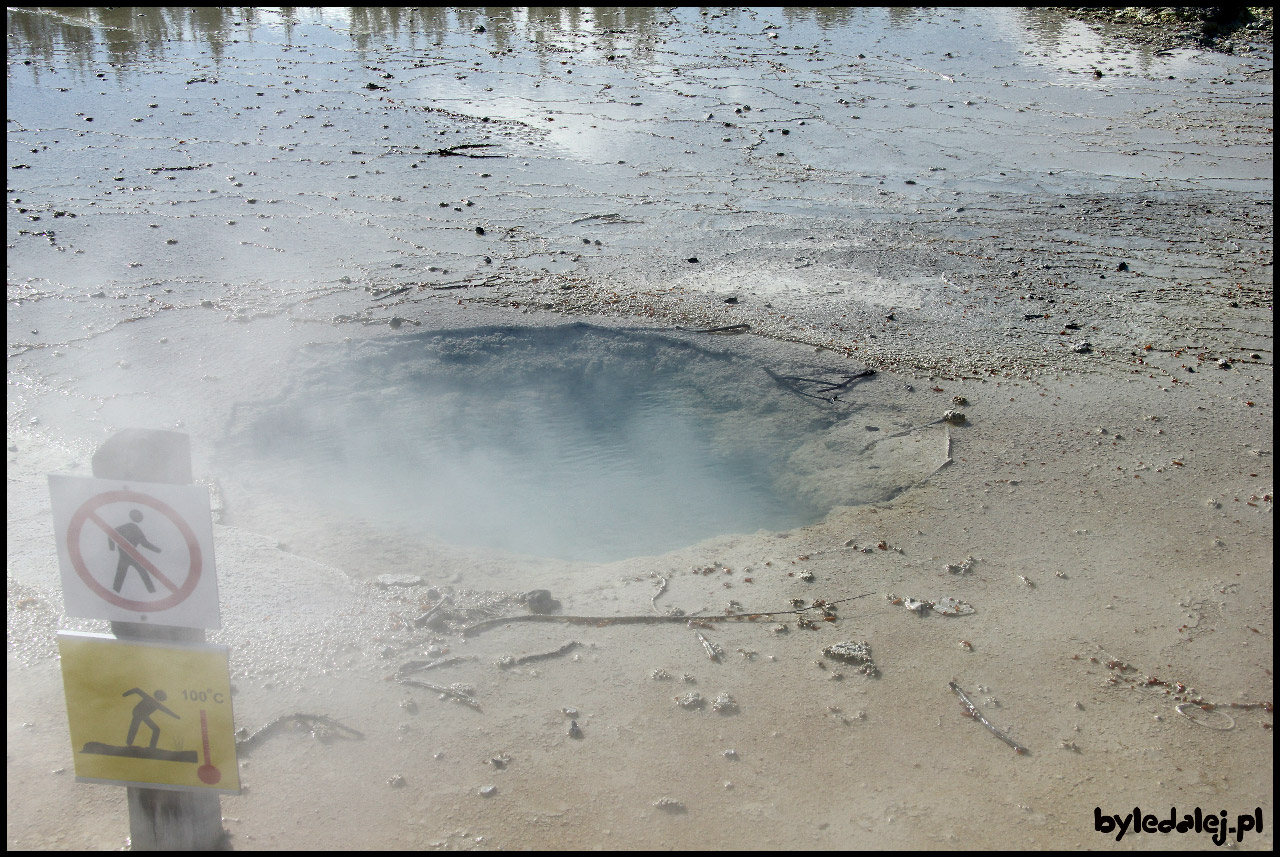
top-left (218, 324), bottom-right (946, 563)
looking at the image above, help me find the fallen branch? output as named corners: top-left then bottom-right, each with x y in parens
top-left (427, 143), bottom-right (504, 158)
top-left (650, 575), bottom-right (668, 614)
top-left (414, 595), bottom-right (454, 629)
top-left (571, 212), bottom-right (642, 225)
top-left (763, 367), bottom-right (875, 402)
top-left (497, 640), bottom-right (580, 669)
top-left (1176, 702), bottom-right (1235, 731)
top-left (395, 655), bottom-right (476, 680)
top-left (777, 369), bottom-right (875, 394)
top-left (813, 368), bottom-right (876, 393)
top-left (884, 418), bottom-right (949, 439)
top-left (949, 681), bottom-right (1028, 755)
top-left (695, 632), bottom-right (723, 662)
top-left (398, 678), bottom-right (482, 711)
top-left (675, 323), bottom-right (751, 335)
top-left (459, 593), bottom-right (875, 637)
top-left (430, 279), bottom-right (503, 291)
top-left (236, 714), bottom-right (364, 753)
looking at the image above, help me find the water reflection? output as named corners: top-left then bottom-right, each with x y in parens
top-left (6, 7), bottom-right (259, 76)
top-left (8, 5), bottom-right (1195, 76)
top-left (1016, 7), bottom-right (1183, 77)
top-left (6, 6), bottom-right (671, 71)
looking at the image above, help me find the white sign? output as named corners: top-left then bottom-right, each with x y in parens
top-left (48, 475), bottom-right (221, 629)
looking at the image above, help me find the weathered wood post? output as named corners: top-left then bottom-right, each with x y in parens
top-left (91, 429), bottom-right (226, 850)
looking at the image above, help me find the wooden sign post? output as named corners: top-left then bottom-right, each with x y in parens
top-left (86, 429), bottom-right (226, 849)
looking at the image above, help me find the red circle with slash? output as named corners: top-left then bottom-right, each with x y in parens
top-left (66, 489), bottom-right (203, 612)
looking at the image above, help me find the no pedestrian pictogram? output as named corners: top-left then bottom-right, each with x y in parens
top-left (49, 475), bottom-right (221, 629)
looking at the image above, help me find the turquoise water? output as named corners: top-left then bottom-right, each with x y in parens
top-left (220, 325), bottom-right (831, 561)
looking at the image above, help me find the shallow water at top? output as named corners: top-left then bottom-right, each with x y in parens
top-left (7, 7), bottom-right (1270, 279)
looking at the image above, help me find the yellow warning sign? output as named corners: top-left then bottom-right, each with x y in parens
top-left (57, 632), bottom-right (240, 793)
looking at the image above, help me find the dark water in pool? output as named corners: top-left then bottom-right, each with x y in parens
top-left (221, 326), bottom-right (832, 562)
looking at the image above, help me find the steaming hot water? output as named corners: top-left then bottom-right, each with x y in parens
top-left (218, 324), bottom-right (946, 563)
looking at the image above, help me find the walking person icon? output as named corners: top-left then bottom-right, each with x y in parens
top-left (123, 687), bottom-right (179, 750)
top-left (109, 509), bottom-right (161, 593)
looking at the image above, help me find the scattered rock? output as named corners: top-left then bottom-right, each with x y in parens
top-left (822, 641), bottom-right (878, 676)
top-left (711, 693), bottom-right (739, 714)
top-left (932, 596), bottom-right (976, 616)
top-left (901, 597), bottom-right (932, 615)
top-left (887, 594), bottom-right (975, 617)
top-left (523, 589), bottom-right (560, 614)
top-left (676, 691), bottom-right (704, 710)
